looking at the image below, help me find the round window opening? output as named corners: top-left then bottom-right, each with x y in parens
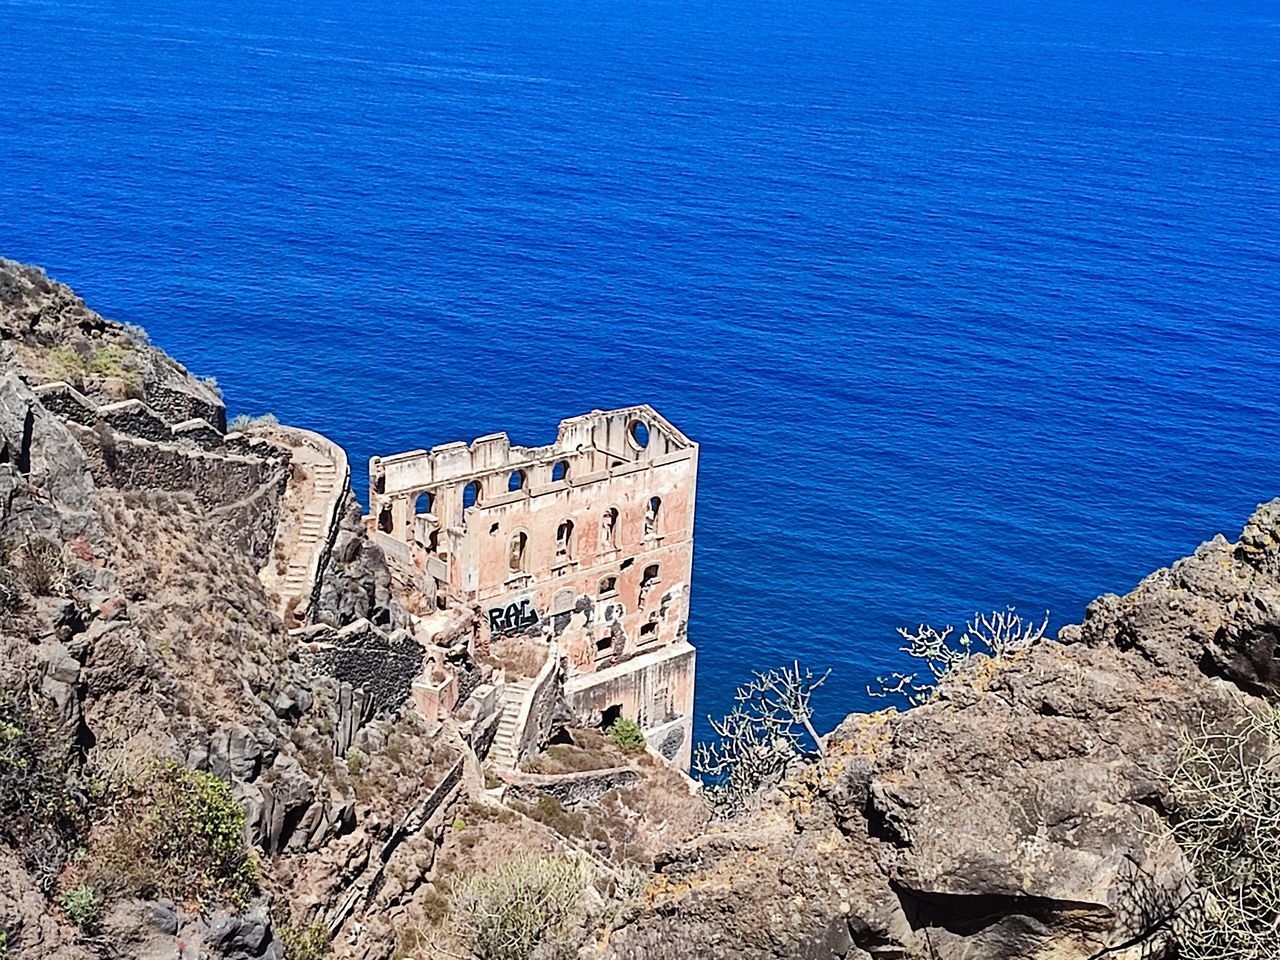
top-left (628, 420), bottom-right (651, 450)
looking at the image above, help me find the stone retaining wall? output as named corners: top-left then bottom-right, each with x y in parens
top-left (502, 765), bottom-right (641, 807)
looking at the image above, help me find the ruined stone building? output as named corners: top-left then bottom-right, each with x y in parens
top-left (367, 405), bottom-right (698, 768)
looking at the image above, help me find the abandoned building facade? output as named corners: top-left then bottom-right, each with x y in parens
top-left (368, 405), bottom-right (698, 769)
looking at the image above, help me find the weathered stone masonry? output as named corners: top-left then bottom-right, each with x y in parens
top-left (369, 405), bottom-right (699, 769)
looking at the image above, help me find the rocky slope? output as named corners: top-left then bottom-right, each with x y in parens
top-left (597, 509), bottom-right (1280, 959)
top-left (0, 259), bottom-right (459, 959)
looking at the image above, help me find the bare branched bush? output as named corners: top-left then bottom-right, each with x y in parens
top-left (1166, 706), bottom-right (1280, 959)
top-left (10, 536), bottom-right (71, 597)
top-left (0, 688), bottom-right (85, 892)
top-left (447, 853), bottom-right (593, 960)
top-left (869, 607), bottom-right (1049, 705)
top-left (694, 661), bottom-right (830, 818)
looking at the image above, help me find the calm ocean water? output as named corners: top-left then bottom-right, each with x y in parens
top-left (2, 0), bottom-right (1278, 737)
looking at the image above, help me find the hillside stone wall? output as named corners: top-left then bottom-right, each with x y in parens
top-left (502, 766), bottom-right (641, 807)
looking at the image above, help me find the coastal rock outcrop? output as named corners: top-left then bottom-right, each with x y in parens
top-left (0, 260), bottom-right (461, 960)
top-left (598, 505), bottom-right (1280, 959)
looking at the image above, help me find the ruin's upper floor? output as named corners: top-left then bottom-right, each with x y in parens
top-left (370, 405), bottom-right (696, 529)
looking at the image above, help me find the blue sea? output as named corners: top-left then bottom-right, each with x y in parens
top-left (3, 0), bottom-right (1278, 738)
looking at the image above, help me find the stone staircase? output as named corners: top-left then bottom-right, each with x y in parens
top-left (264, 428), bottom-right (349, 625)
top-left (489, 678), bottom-right (534, 769)
top-left (278, 455), bottom-right (339, 617)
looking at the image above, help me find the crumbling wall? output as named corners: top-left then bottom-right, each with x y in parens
top-left (68, 421), bottom-right (288, 562)
top-left (296, 619), bottom-right (426, 721)
top-left (502, 766), bottom-right (641, 807)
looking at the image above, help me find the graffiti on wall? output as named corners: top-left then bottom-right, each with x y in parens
top-left (488, 598), bottom-right (540, 636)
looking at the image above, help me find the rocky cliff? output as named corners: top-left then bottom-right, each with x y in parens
top-left (0, 259), bottom-right (457, 959)
top-left (597, 509), bottom-right (1280, 959)
top-left (2, 256), bottom-right (1277, 960)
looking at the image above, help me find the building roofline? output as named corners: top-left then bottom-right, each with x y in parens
top-left (373, 404), bottom-right (695, 471)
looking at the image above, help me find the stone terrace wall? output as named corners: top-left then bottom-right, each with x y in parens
top-left (68, 421), bottom-right (289, 561)
top-left (502, 766), bottom-right (641, 807)
top-left (296, 619), bottom-right (425, 721)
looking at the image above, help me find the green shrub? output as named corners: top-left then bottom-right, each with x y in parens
top-left (604, 717), bottom-right (645, 753)
top-left (58, 884), bottom-right (101, 931)
top-left (90, 761), bottom-right (256, 906)
top-left (450, 854), bottom-right (593, 960)
top-left (47, 344), bottom-right (139, 389)
top-left (280, 921), bottom-right (328, 960)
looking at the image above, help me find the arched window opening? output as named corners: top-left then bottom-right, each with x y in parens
top-left (556, 519), bottom-right (575, 559)
top-left (600, 507), bottom-right (619, 549)
top-left (644, 496), bottom-right (662, 537)
top-left (373, 474), bottom-right (386, 495)
top-left (551, 460), bottom-right (569, 482)
top-left (377, 505), bottom-right (394, 534)
top-left (641, 563), bottom-right (660, 587)
top-left (508, 470), bottom-right (527, 493)
top-left (508, 531), bottom-right (528, 573)
top-left (598, 575), bottom-right (618, 597)
top-left (628, 420), bottom-right (650, 450)
top-left (462, 481), bottom-right (481, 510)
top-left (414, 491), bottom-right (433, 515)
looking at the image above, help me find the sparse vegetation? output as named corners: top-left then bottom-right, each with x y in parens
top-left (513, 795), bottom-right (586, 840)
top-left (0, 691), bottom-right (84, 891)
top-left (448, 853), bottom-right (593, 960)
top-left (280, 921), bottom-right (329, 960)
top-left (604, 717), bottom-right (646, 753)
top-left (694, 661), bottom-right (830, 818)
top-left (227, 412), bottom-right (279, 432)
top-left (87, 760), bottom-right (256, 906)
top-left (482, 637), bottom-right (548, 680)
top-left (1166, 705), bottom-right (1280, 959)
top-left (47, 343), bottom-right (140, 390)
top-left (869, 607), bottom-right (1049, 706)
top-left (0, 564), bottom-right (22, 617)
top-left (524, 729), bottom-right (632, 775)
top-left (120, 322), bottom-right (150, 345)
top-left (58, 883), bottom-right (102, 932)
top-left (8, 536), bottom-right (71, 597)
